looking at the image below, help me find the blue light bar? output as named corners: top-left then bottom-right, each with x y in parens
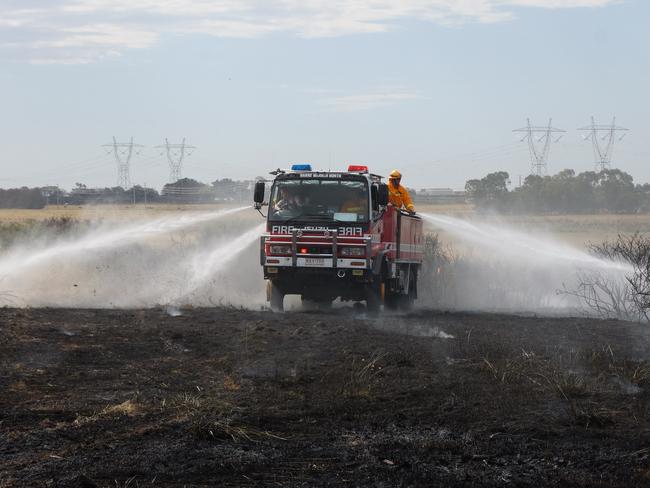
top-left (291, 164), bottom-right (312, 171)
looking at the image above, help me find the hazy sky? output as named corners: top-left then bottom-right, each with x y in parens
top-left (1, 0), bottom-right (648, 190)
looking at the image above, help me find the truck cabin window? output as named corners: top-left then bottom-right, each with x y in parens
top-left (269, 179), bottom-right (369, 222)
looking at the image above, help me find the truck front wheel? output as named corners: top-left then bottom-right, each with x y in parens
top-left (269, 281), bottom-right (284, 312)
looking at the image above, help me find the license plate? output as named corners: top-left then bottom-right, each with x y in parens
top-left (304, 258), bottom-right (325, 266)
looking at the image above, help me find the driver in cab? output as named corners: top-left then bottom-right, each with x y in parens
top-left (387, 170), bottom-right (415, 214)
top-left (274, 186), bottom-right (297, 211)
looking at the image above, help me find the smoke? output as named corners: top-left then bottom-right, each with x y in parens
top-left (0, 207), bottom-right (266, 308)
top-left (419, 213), bottom-right (632, 315)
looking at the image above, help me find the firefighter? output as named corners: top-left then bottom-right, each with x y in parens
top-left (387, 170), bottom-right (415, 214)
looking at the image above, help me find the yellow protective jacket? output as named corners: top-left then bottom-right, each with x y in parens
top-left (388, 183), bottom-right (415, 212)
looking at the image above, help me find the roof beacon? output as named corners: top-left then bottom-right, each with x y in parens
top-left (347, 165), bottom-right (369, 173)
top-left (291, 164), bottom-right (312, 171)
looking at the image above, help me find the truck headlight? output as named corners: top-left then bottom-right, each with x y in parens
top-left (269, 244), bottom-right (291, 255)
top-left (340, 247), bottom-right (365, 257)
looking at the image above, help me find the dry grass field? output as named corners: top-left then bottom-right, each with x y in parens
top-left (417, 203), bottom-right (650, 248)
top-left (3, 203), bottom-right (650, 251)
top-left (2, 204), bottom-right (650, 258)
top-left (0, 204), bottom-right (238, 223)
top-left (4, 203), bottom-right (650, 233)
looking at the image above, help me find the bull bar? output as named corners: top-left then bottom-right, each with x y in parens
top-left (261, 229), bottom-right (373, 269)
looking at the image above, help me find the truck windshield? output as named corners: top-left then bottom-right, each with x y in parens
top-left (269, 179), bottom-right (369, 222)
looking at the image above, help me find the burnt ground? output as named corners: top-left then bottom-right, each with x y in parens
top-left (0, 308), bottom-right (649, 487)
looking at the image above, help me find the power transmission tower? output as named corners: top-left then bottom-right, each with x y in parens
top-left (102, 137), bottom-right (143, 188)
top-left (155, 138), bottom-right (196, 183)
top-left (513, 119), bottom-right (565, 176)
top-left (578, 116), bottom-right (628, 171)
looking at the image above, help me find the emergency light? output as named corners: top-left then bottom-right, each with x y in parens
top-left (291, 164), bottom-right (312, 171)
top-left (347, 165), bottom-right (368, 173)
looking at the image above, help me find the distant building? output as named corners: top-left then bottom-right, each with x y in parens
top-left (414, 188), bottom-right (466, 204)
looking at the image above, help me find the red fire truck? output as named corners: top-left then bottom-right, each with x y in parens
top-left (253, 164), bottom-right (423, 312)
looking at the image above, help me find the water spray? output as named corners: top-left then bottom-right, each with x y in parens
top-left (187, 223), bottom-right (265, 291)
top-left (0, 208), bottom-right (266, 309)
top-left (0, 206), bottom-right (249, 278)
top-left (420, 213), bottom-right (631, 272)
top-left (418, 212), bottom-right (632, 314)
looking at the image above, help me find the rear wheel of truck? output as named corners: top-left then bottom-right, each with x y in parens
top-left (400, 275), bottom-right (416, 311)
top-left (384, 286), bottom-right (400, 310)
top-left (269, 282), bottom-right (284, 312)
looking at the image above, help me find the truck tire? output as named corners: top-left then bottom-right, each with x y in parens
top-left (269, 282), bottom-right (284, 312)
top-left (365, 282), bottom-right (381, 315)
top-left (384, 290), bottom-right (400, 310)
top-left (400, 277), bottom-right (416, 311)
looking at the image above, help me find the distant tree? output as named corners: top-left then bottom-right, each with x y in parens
top-left (163, 178), bottom-right (213, 203)
top-left (0, 187), bottom-right (46, 209)
top-left (165, 177), bottom-right (207, 189)
top-left (41, 186), bottom-right (65, 206)
top-left (467, 168), bottom-right (646, 214)
top-left (465, 171), bottom-right (510, 209)
top-left (636, 183), bottom-right (650, 212)
top-left (594, 169), bottom-right (638, 213)
top-left (212, 178), bottom-right (256, 202)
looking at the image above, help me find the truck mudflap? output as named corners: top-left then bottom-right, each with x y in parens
top-left (372, 250), bottom-right (389, 276)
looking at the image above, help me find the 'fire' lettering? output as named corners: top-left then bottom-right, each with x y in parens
top-left (271, 225), bottom-right (362, 236)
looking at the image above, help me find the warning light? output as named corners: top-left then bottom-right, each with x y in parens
top-left (347, 165), bottom-right (368, 173)
top-left (291, 164), bottom-right (312, 171)
top-left (299, 248), bottom-right (309, 254)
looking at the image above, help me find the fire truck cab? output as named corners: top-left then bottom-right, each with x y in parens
top-left (253, 164), bottom-right (423, 312)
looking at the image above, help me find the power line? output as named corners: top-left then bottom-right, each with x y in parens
top-left (401, 142), bottom-right (527, 170)
top-left (15, 153), bottom-right (110, 182)
top-left (578, 116), bottom-right (629, 171)
top-left (102, 137), bottom-right (144, 188)
top-left (513, 118), bottom-right (565, 176)
top-left (155, 138), bottom-right (196, 183)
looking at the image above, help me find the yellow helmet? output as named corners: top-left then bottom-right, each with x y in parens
top-left (389, 170), bottom-right (402, 179)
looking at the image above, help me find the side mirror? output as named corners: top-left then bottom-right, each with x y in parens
top-left (253, 181), bottom-right (265, 205)
top-left (377, 183), bottom-right (389, 206)
top-left (371, 185), bottom-right (378, 211)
